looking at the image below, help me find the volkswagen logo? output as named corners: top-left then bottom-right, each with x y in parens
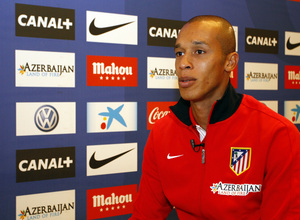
top-left (34, 105), bottom-right (59, 132)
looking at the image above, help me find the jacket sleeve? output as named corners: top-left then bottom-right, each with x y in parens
top-left (261, 124), bottom-right (300, 219)
top-left (130, 129), bottom-right (173, 220)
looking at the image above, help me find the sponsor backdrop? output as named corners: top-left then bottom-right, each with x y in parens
top-left (0, 0), bottom-right (300, 219)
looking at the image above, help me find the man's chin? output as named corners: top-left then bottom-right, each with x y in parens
top-left (180, 92), bottom-right (205, 103)
top-left (179, 93), bottom-right (194, 102)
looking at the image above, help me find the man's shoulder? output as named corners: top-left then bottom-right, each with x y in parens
top-left (241, 95), bottom-right (298, 131)
top-left (153, 111), bottom-right (175, 128)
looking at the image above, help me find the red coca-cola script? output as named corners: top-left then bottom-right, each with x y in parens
top-left (147, 101), bottom-right (177, 130)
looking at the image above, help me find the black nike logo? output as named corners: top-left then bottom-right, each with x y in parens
top-left (89, 148), bottom-right (134, 169)
top-left (286, 37), bottom-right (300, 50)
top-left (89, 19), bottom-right (134, 36)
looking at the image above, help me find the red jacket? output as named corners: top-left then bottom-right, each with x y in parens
top-left (130, 84), bottom-right (300, 219)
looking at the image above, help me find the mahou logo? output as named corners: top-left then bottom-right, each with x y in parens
top-left (87, 55), bottom-right (137, 87)
top-left (87, 184), bottom-right (137, 219)
top-left (147, 101), bottom-right (176, 130)
top-left (285, 65), bottom-right (300, 89)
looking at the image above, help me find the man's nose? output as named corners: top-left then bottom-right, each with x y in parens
top-left (178, 54), bottom-right (192, 70)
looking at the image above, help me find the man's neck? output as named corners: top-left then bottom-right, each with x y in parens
top-left (190, 99), bottom-right (215, 130)
top-left (190, 85), bottom-right (229, 130)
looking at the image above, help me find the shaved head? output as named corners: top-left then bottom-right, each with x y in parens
top-left (185, 15), bottom-right (236, 56)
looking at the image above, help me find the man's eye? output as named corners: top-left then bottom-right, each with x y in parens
top-left (175, 51), bottom-right (184, 57)
top-left (195, 50), bottom-right (205, 54)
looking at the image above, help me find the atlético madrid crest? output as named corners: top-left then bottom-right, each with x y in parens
top-left (230, 147), bottom-right (251, 176)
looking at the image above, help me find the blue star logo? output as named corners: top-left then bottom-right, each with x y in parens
top-left (98, 104), bottom-right (127, 129)
top-left (291, 104), bottom-right (300, 122)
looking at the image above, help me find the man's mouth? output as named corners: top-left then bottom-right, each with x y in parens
top-left (179, 77), bottom-right (196, 88)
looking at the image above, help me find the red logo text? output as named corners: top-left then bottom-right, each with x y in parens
top-left (87, 55), bottom-right (137, 87)
top-left (147, 101), bottom-right (177, 130)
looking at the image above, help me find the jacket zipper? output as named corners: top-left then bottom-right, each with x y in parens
top-left (201, 146), bottom-right (205, 164)
top-left (189, 126), bottom-right (206, 164)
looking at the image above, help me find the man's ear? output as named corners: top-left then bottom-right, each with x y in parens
top-left (225, 52), bottom-right (239, 72)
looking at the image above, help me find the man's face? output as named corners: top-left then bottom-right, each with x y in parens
top-left (174, 21), bottom-right (230, 103)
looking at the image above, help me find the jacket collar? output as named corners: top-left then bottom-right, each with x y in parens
top-left (169, 82), bottom-right (243, 126)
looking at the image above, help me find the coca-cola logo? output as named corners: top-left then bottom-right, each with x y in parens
top-left (147, 101), bottom-right (177, 130)
top-left (87, 55), bottom-right (137, 87)
top-left (149, 107), bottom-right (171, 124)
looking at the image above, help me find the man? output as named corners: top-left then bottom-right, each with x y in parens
top-left (130, 15), bottom-right (300, 219)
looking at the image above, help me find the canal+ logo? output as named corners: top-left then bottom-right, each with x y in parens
top-left (245, 28), bottom-right (278, 54)
top-left (15, 3), bottom-right (75, 40)
top-left (16, 147), bottom-right (75, 182)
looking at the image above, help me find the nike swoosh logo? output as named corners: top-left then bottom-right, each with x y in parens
top-left (167, 153), bottom-right (184, 159)
top-left (89, 148), bottom-right (134, 169)
top-left (89, 19), bottom-right (134, 36)
top-left (286, 37), bottom-right (300, 50)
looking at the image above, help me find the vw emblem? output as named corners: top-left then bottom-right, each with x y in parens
top-left (34, 105), bottom-right (59, 132)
